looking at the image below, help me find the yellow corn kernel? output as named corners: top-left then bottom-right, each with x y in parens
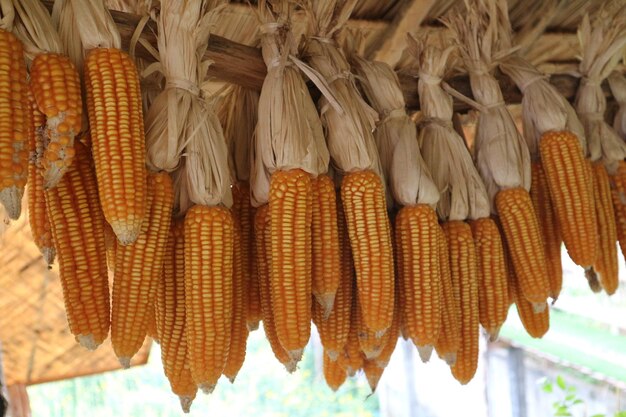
top-left (341, 170), bottom-right (394, 335)
top-left (184, 204), bottom-right (234, 393)
top-left (223, 220), bottom-right (249, 383)
top-left (44, 141), bottom-right (109, 349)
top-left (311, 174), bottom-right (341, 317)
top-left (443, 221), bottom-right (479, 385)
top-left (434, 225), bottom-right (460, 366)
top-left (103, 220), bottom-right (117, 273)
top-left (495, 187), bottom-right (550, 308)
top-left (232, 181), bottom-right (261, 331)
top-left (84, 48), bottom-right (147, 245)
top-left (268, 169), bottom-right (313, 361)
top-left (255, 205), bottom-right (296, 372)
top-left (112, 172), bottom-right (173, 367)
top-left (395, 204), bottom-right (440, 352)
top-left (590, 163), bottom-right (619, 295)
top-left (0, 29), bottom-right (31, 219)
top-left (323, 351), bottom-right (347, 392)
top-left (470, 218), bottom-right (508, 341)
top-left (539, 131), bottom-right (597, 267)
top-left (156, 219), bottom-right (197, 412)
top-left (530, 162), bottom-right (563, 301)
top-left (30, 53), bottom-right (82, 189)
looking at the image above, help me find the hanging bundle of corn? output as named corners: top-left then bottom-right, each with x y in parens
top-left (575, 6), bottom-right (626, 295)
top-left (218, 86), bottom-right (261, 332)
top-left (302, 0), bottom-right (393, 338)
top-left (446, 1), bottom-right (550, 313)
top-left (607, 72), bottom-right (626, 260)
top-left (350, 42), bottom-right (443, 359)
top-left (494, 0), bottom-right (590, 299)
top-left (253, 0), bottom-right (334, 362)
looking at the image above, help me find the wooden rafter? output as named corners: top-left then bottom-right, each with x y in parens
top-left (365, 0), bottom-right (437, 66)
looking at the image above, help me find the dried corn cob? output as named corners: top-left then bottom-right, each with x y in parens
top-left (356, 294), bottom-right (385, 359)
top-left (146, 302), bottom-right (158, 342)
top-left (443, 221), bottom-right (479, 385)
top-left (28, 95), bottom-right (55, 264)
top-left (103, 220), bottom-right (117, 273)
top-left (45, 141), bottom-right (109, 349)
top-left (539, 131), bottom-right (596, 267)
top-left (156, 219), bottom-right (197, 412)
top-left (375, 286), bottom-right (401, 369)
top-left (341, 170), bottom-right (395, 335)
top-left (434, 225), bottom-right (460, 366)
top-left (610, 160), bottom-right (626, 260)
top-left (323, 352), bottom-right (347, 392)
top-left (268, 169), bottom-right (312, 361)
top-left (470, 218), bottom-right (508, 340)
top-left (232, 181), bottom-right (261, 331)
top-left (255, 205), bottom-right (295, 372)
top-left (30, 53), bottom-right (82, 189)
top-left (590, 163), bottom-right (619, 295)
top-left (312, 193), bottom-right (353, 360)
top-left (508, 256), bottom-right (550, 338)
top-left (311, 174), bottom-right (341, 317)
top-left (530, 162), bottom-right (563, 301)
top-left (395, 204), bottom-right (440, 356)
top-left (0, 29), bottom-right (31, 220)
top-left (339, 291), bottom-right (365, 377)
top-left (224, 220), bottom-right (249, 382)
top-left (112, 172), bottom-right (173, 366)
top-left (495, 187), bottom-right (550, 309)
top-left (84, 48), bottom-right (147, 245)
top-left (363, 359), bottom-right (384, 393)
top-left (184, 204), bottom-right (234, 393)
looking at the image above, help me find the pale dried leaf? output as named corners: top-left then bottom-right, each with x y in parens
top-left (608, 71), bottom-right (626, 139)
top-left (11, 0), bottom-right (62, 61)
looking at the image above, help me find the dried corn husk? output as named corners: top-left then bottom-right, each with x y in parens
top-left (349, 49), bottom-right (439, 209)
top-left (575, 9), bottom-right (626, 173)
top-left (302, 0), bottom-right (382, 177)
top-left (608, 71), bottom-right (626, 140)
top-left (218, 85), bottom-right (259, 183)
top-left (10, 0), bottom-right (63, 61)
top-left (445, 3), bottom-right (531, 211)
top-left (250, 1), bottom-right (330, 207)
top-left (407, 35), bottom-right (490, 221)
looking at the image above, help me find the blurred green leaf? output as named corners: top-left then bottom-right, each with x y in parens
top-left (556, 375), bottom-right (567, 390)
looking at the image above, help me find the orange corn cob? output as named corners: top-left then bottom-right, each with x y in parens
top-left (356, 294), bottom-right (385, 359)
top-left (156, 219), bottom-right (197, 412)
top-left (363, 359), bottom-right (385, 393)
top-left (470, 218), bottom-right (508, 341)
top-left (338, 290), bottom-right (365, 377)
top-left (341, 170), bottom-right (394, 335)
top-left (44, 141), bottom-right (109, 349)
top-left (323, 351), bottom-right (347, 392)
top-left (610, 161), bottom-right (626, 261)
top-left (232, 181), bottom-right (261, 331)
top-left (268, 169), bottom-right (313, 361)
top-left (539, 131), bottom-right (596, 267)
top-left (103, 220), bottom-right (117, 273)
top-left (30, 53), bottom-right (82, 189)
top-left (84, 48), bottom-right (147, 245)
top-left (311, 174), bottom-right (341, 316)
top-left (495, 187), bottom-right (550, 308)
top-left (434, 225), bottom-right (460, 366)
top-left (28, 95), bottom-right (55, 264)
top-left (224, 221), bottom-right (249, 382)
top-left (584, 269), bottom-right (603, 293)
top-left (255, 205), bottom-right (295, 372)
top-left (395, 205), bottom-right (440, 354)
top-left (590, 163), bottom-right (619, 295)
top-left (146, 302), bottom-right (158, 342)
top-left (375, 285), bottom-right (401, 369)
top-left (112, 172), bottom-right (173, 367)
top-left (508, 254), bottom-right (550, 338)
top-left (443, 221), bottom-right (479, 385)
top-left (184, 205), bottom-right (234, 393)
top-left (0, 29), bottom-right (30, 220)
top-left (530, 162), bottom-right (563, 301)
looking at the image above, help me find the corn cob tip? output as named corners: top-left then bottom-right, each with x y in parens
top-left (375, 329), bottom-right (387, 339)
top-left (247, 321), bottom-right (260, 332)
top-left (532, 303), bottom-right (548, 314)
top-left (289, 349), bottom-right (304, 363)
top-left (0, 187), bottom-right (23, 220)
top-left (42, 247), bottom-right (56, 266)
top-left (376, 358), bottom-right (390, 369)
top-left (315, 293), bottom-right (336, 320)
top-left (77, 334), bottom-right (98, 351)
top-left (417, 345), bottom-right (433, 363)
top-left (442, 353), bottom-right (457, 366)
top-left (363, 347), bottom-right (383, 360)
top-left (346, 367), bottom-right (357, 378)
top-left (118, 357), bottom-right (131, 369)
top-left (326, 350), bottom-right (339, 361)
top-left (112, 224), bottom-right (142, 246)
top-left (199, 383), bottom-right (216, 395)
top-left (585, 268), bottom-right (603, 293)
top-left (486, 326), bottom-right (502, 342)
top-left (284, 360), bottom-right (298, 373)
top-left (179, 396), bottom-right (194, 414)
top-left (226, 375), bottom-right (236, 384)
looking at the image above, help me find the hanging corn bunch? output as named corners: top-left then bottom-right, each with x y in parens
top-left (607, 72), bottom-right (626, 260)
top-left (575, 6), bottom-right (626, 295)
